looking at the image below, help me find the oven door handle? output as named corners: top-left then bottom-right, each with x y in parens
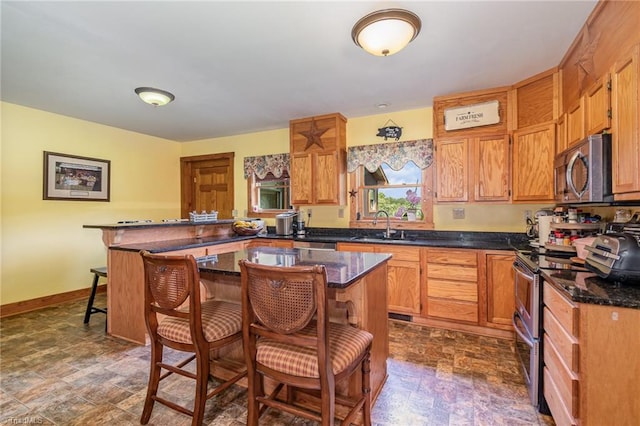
top-left (512, 262), bottom-right (535, 281)
top-left (512, 312), bottom-right (534, 347)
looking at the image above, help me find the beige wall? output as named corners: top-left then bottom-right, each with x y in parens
top-left (1, 102), bottom-right (181, 305)
top-left (1, 102), bottom-right (550, 306)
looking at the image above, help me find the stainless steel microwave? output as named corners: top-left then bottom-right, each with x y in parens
top-left (554, 134), bottom-right (613, 204)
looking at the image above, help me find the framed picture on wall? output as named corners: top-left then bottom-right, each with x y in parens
top-left (43, 151), bottom-right (111, 201)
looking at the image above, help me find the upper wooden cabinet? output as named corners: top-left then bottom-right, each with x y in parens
top-left (512, 122), bottom-right (556, 202)
top-left (611, 44), bottom-right (640, 200)
top-left (584, 73), bottom-right (612, 135)
top-left (435, 135), bottom-right (510, 203)
top-left (566, 97), bottom-right (585, 146)
top-left (512, 68), bottom-right (558, 129)
top-left (433, 87), bottom-right (510, 139)
top-left (290, 113), bottom-right (347, 206)
top-left (556, 113), bottom-right (568, 153)
top-left (435, 138), bottom-right (469, 202)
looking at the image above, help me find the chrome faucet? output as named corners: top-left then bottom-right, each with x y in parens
top-left (373, 210), bottom-right (394, 239)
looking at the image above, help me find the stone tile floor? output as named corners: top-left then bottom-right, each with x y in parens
top-left (0, 294), bottom-right (555, 425)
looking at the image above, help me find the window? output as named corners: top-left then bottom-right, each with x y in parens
top-left (347, 139), bottom-right (434, 229)
top-left (244, 153), bottom-right (291, 217)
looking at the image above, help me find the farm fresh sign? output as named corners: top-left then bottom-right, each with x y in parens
top-left (444, 100), bottom-right (500, 131)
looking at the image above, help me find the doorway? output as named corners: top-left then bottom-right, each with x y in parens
top-left (180, 153), bottom-right (234, 219)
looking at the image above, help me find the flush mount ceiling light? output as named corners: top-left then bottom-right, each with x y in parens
top-left (134, 87), bottom-right (175, 106)
top-left (351, 8), bottom-right (421, 57)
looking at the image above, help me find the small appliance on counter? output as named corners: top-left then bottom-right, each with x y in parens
top-left (275, 211), bottom-right (297, 236)
top-left (584, 233), bottom-right (640, 283)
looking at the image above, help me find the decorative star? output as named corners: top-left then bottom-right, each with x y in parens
top-left (349, 189), bottom-right (358, 198)
top-left (299, 118), bottom-right (329, 150)
top-left (575, 25), bottom-right (601, 91)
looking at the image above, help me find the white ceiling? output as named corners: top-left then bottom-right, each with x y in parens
top-left (1, 1), bottom-right (597, 142)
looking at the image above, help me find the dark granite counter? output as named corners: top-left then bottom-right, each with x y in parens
top-left (542, 269), bottom-right (640, 310)
top-left (83, 219), bottom-right (234, 230)
top-left (197, 247), bottom-right (391, 289)
top-left (110, 234), bottom-right (254, 253)
top-left (261, 227), bottom-right (529, 251)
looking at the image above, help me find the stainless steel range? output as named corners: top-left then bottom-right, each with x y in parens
top-left (512, 248), bottom-right (587, 413)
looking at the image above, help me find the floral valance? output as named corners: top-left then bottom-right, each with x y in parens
top-left (346, 139), bottom-right (434, 173)
top-left (243, 153), bottom-right (290, 179)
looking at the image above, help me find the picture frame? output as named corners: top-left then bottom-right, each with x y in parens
top-left (43, 151), bottom-right (111, 201)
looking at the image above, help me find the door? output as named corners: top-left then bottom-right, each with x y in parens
top-left (435, 138), bottom-right (469, 202)
top-left (181, 153), bottom-right (234, 219)
top-left (512, 123), bottom-right (556, 202)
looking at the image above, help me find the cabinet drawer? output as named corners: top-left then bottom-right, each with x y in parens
top-left (427, 298), bottom-right (478, 322)
top-left (427, 249), bottom-right (477, 266)
top-left (544, 367), bottom-right (578, 426)
top-left (544, 282), bottom-right (579, 336)
top-left (427, 264), bottom-right (477, 281)
top-left (427, 279), bottom-right (477, 302)
top-left (543, 307), bottom-right (579, 372)
top-left (544, 334), bottom-right (579, 418)
top-left (374, 245), bottom-right (420, 262)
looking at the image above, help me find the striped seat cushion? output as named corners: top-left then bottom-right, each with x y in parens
top-left (157, 300), bottom-right (242, 344)
top-left (256, 322), bottom-right (373, 378)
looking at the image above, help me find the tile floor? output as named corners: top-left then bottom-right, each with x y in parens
top-left (0, 294), bottom-right (554, 425)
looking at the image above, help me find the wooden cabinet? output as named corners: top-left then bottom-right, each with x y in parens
top-left (566, 98), bottom-right (585, 146)
top-left (543, 282), bottom-right (580, 426)
top-left (557, 113), bottom-right (568, 153)
top-left (337, 243), bottom-right (421, 316)
top-left (435, 135), bottom-right (510, 203)
top-left (246, 238), bottom-right (293, 248)
top-left (611, 44), bottom-right (640, 200)
top-left (512, 122), bottom-right (556, 202)
top-left (424, 249), bottom-right (479, 324)
top-left (290, 113), bottom-right (347, 206)
top-left (584, 74), bottom-right (611, 135)
top-left (435, 138), bottom-right (469, 202)
top-left (543, 281), bottom-right (640, 425)
top-left (484, 252), bottom-right (515, 330)
top-left (472, 135), bottom-right (510, 201)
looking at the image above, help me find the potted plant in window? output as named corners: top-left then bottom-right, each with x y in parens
top-left (395, 188), bottom-right (421, 221)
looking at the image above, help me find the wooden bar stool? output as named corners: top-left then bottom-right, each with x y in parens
top-left (84, 266), bottom-right (107, 327)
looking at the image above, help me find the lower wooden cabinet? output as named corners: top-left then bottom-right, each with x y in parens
top-left (543, 281), bottom-right (640, 425)
top-left (246, 238), bottom-right (293, 248)
top-left (424, 248), bottom-right (479, 324)
top-left (337, 243), bottom-right (421, 315)
top-left (484, 252), bottom-right (515, 329)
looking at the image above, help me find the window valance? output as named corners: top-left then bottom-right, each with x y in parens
top-left (346, 139), bottom-right (434, 173)
top-left (243, 153), bottom-right (290, 179)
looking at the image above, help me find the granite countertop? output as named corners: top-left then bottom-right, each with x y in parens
top-left (197, 247), bottom-right (391, 289)
top-left (542, 269), bottom-right (640, 310)
top-left (110, 234), bottom-right (255, 252)
top-left (83, 219), bottom-right (234, 229)
top-left (260, 227), bottom-right (529, 251)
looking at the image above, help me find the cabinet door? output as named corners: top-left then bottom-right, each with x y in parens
top-left (611, 44), bottom-right (640, 199)
top-left (557, 114), bottom-right (568, 154)
top-left (472, 135), bottom-right (510, 201)
top-left (585, 74), bottom-right (611, 135)
top-left (315, 151), bottom-right (341, 204)
top-left (290, 153), bottom-right (313, 205)
top-left (512, 123), bottom-right (556, 202)
top-left (387, 259), bottom-right (421, 315)
top-left (485, 253), bottom-right (515, 329)
top-left (567, 97), bottom-right (585, 146)
top-left (435, 138), bottom-right (469, 202)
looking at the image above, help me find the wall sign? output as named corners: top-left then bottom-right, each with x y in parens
top-left (376, 119), bottom-right (402, 141)
top-left (444, 100), bottom-right (500, 131)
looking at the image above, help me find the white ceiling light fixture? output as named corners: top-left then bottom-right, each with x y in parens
top-left (134, 87), bottom-right (175, 106)
top-left (352, 8), bottom-right (421, 57)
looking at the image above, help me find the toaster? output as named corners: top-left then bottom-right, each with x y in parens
top-left (584, 233), bottom-right (640, 283)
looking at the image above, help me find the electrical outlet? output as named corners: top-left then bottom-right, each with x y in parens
top-left (338, 208), bottom-right (344, 218)
top-left (524, 210), bottom-right (532, 221)
top-left (232, 209), bottom-right (238, 217)
top-left (453, 208), bottom-right (465, 219)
